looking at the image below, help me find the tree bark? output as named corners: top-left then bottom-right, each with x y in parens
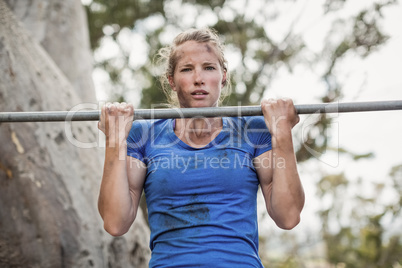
top-left (0, 1), bottom-right (150, 267)
top-left (4, 0), bottom-right (96, 103)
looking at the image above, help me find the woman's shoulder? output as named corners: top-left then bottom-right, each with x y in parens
top-left (128, 119), bottom-right (172, 142)
top-left (131, 118), bottom-right (171, 131)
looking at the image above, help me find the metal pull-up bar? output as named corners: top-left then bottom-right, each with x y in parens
top-left (0, 100), bottom-right (401, 123)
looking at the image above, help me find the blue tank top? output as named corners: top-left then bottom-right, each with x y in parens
top-left (127, 117), bottom-right (271, 267)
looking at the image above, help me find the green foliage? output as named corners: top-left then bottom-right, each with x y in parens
top-left (85, 0), bottom-right (165, 50)
top-left (317, 164), bottom-right (402, 267)
top-left (182, 0), bottom-right (227, 9)
top-left (85, 0), bottom-right (166, 103)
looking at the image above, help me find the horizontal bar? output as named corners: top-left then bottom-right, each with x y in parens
top-left (0, 100), bottom-right (401, 122)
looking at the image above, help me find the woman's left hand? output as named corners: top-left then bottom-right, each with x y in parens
top-left (261, 98), bottom-right (299, 147)
top-left (257, 98), bottom-right (304, 229)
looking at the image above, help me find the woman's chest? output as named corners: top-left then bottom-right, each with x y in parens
top-left (143, 146), bottom-right (259, 199)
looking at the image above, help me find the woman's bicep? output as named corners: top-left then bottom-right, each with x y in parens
top-left (254, 150), bottom-right (273, 187)
top-left (254, 150), bottom-right (274, 213)
top-left (126, 156), bottom-right (147, 205)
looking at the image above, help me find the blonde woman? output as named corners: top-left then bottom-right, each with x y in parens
top-left (98, 28), bottom-right (304, 267)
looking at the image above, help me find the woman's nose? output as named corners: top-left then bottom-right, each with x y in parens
top-left (194, 69), bottom-right (204, 85)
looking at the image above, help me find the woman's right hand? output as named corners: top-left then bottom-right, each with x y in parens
top-left (98, 102), bottom-right (134, 147)
top-left (97, 102), bottom-right (141, 235)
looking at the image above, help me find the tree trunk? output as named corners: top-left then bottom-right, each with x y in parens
top-left (0, 1), bottom-right (150, 267)
top-left (4, 0), bottom-right (96, 103)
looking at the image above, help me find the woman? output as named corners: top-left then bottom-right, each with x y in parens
top-left (98, 28), bottom-right (304, 267)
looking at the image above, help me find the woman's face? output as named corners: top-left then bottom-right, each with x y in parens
top-left (169, 41), bottom-right (226, 108)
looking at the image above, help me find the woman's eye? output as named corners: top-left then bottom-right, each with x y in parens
top-left (205, 66), bottom-right (215, 70)
top-left (181, 68), bottom-right (191, 72)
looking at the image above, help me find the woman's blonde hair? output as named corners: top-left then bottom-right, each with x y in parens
top-left (156, 27), bottom-right (231, 106)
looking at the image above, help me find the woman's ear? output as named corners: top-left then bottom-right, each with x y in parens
top-left (221, 71), bottom-right (227, 87)
top-left (168, 76), bottom-right (176, 91)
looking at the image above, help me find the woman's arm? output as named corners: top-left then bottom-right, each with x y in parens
top-left (254, 98), bottom-right (305, 230)
top-left (97, 102), bottom-right (146, 236)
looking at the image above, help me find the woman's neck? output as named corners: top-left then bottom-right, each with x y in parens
top-left (175, 117), bottom-right (222, 138)
top-left (174, 117), bottom-right (222, 148)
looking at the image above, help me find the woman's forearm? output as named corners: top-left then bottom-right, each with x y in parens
top-left (268, 132), bottom-right (305, 229)
top-left (98, 145), bottom-right (137, 236)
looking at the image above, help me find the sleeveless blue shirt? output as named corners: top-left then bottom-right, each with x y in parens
top-left (127, 117), bottom-right (271, 267)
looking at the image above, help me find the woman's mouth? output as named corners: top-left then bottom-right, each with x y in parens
top-left (191, 90), bottom-right (208, 96)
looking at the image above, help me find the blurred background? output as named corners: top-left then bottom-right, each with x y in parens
top-left (86, 0), bottom-right (402, 266)
top-left (1, 0), bottom-right (401, 267)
